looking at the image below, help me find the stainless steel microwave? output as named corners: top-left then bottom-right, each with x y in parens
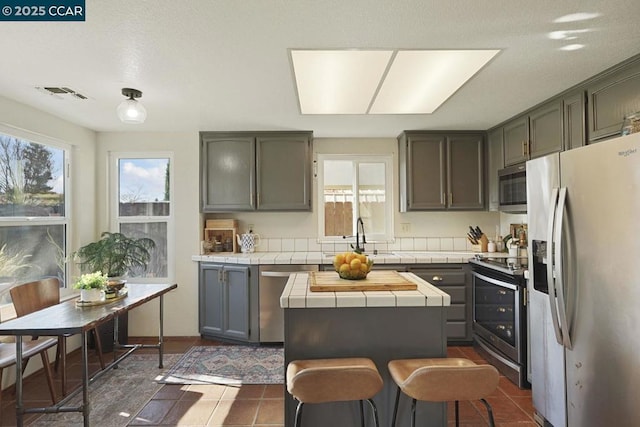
top-left (498, 163), bottom-right (527, 213)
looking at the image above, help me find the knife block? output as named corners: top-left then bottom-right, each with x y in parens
top-left (472, 234), bottom-right (489, 252)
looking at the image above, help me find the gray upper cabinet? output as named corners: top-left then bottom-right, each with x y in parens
top-left (448, 134), bottom-right (485, 210)
top-left (487, 127), bottom-right (504, 211)
top-left (399, 132), bottom-right (484, 211)
top-left (529, 100), bottom-right (563, 158)
top-left (200, 131), bottom-right (312, 212)
top-left (587, 59), bottom-right (640, 141)
top-left (399, 133), bottom-right (446, 210)
top-left (201, 136), bottom-right (256, 211)
top-left (563, 90), bottom-right (586, 150)
top-left (256, 135), bottom-right (312, 211)
top-left (503, 115), bottom-right (529, 166)
top-left (503, 100), bottom-right (563, 167)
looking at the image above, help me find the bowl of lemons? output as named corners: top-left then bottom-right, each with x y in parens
top-left (332, 251), bottom-right (373, 280)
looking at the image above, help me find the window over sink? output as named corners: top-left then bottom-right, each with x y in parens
top-left (316, 154), bottom-right (393, 243)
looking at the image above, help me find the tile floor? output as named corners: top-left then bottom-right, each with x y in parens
top-left (0, 337), bottom-right (537, 426)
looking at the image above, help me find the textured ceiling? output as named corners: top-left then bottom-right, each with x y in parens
top-left (1, 0), bottom-right (639, 137)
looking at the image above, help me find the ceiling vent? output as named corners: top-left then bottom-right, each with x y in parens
top-left (35, 86), bottom-right (88, 100)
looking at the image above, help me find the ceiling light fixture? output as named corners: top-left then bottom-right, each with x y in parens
top-left (117, 88), bottom-right (147, 124)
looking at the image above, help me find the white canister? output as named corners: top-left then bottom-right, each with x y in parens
top-left (487, 240), bottom-right (496, 253)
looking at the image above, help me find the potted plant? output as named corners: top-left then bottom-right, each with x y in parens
top-left (73, 232), bottom-right (156, 280)
top-left (73, 271), bottom-right (108, 302)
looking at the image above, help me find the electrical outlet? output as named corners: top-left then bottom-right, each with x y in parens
top-left (401, 223), bottom-right (410, 232)
top-left (248, 223), bottom-right (254, 232)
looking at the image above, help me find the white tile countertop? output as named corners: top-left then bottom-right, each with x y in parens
top-left (279, 272), bottom-right (451, 309)
top-left (191, 251), bottom-right (510, 265)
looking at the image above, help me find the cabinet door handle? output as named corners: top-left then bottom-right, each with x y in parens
top-left (449, 193), bottom-right (453, 205)
top-left (432, 276), bottom-right (443, 282)
top-left (218, 269), bottom-right (223, 283)
top-left (223, 270), bottom-right (228, 284)
top-left (522, 141), bottom-right (526, 156)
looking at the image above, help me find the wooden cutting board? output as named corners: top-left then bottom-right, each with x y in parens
top-left (309, 270), bottom-right (417, 292)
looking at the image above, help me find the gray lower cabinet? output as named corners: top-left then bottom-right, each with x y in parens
top-left (200, 131), bottom-right (312, 212)
top-left (199, 263), bottom-right (259, 342)
top-left (399, 132), bottom-right (484, 211)
top-left (587, 59), bottom-right (640, 141)
top-left (409, 264), bottom-right (472, 343)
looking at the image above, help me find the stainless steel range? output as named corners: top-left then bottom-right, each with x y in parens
top-left (469, 255), bottom-right (530, 388)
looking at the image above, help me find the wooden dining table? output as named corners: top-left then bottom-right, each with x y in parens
top-left (0, 282), bottom-right (177, 427)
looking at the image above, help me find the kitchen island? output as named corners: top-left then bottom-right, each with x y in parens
top-left (280, 271), bottom-right (450, 427)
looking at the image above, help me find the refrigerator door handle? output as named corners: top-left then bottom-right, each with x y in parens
top-left (547, 187), bottom-right (564, 345)
top-left (554, 187), bottom-right (573, 350)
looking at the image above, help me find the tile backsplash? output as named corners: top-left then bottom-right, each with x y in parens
top-left (257, 237), bottom-right (474, 253)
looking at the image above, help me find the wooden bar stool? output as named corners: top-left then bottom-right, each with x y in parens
top-left (286, 357), bottom-right (384, 427)
top-left (388, 357), bottom-right (499, 427)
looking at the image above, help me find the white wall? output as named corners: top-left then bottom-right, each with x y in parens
top-left (0, 97), bottom-right (504, 340)
top-left (0, 94), bottom-right (97, 389)
top-left (95, 132), bottom-right (200, 337)
top-left (212, 137), bottom-right (501, 239)
top-left (0, 95), bottom-right (97, 258)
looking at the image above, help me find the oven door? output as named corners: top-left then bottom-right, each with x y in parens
top-left (472, 270), bottom-right (523, 362)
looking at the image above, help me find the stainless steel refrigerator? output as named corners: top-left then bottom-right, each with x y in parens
top-left (527, 132), bottom-right (640, 427)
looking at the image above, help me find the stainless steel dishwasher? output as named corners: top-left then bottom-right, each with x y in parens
top-left (259, 264), bottom-right (318, 342)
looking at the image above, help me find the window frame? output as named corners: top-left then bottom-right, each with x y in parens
top-left (0, 123), bottom-right (72, 296)
top-left (109, 152), bottom-right (174, 283)
top-left (316, 153), bottom-right (393, 243)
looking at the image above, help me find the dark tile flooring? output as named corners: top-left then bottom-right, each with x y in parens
top-left (0, 337), bottom-right (536, 426)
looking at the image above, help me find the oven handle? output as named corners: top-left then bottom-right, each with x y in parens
top-left (547, 187), bottom-right (564, 345)
top-left (472, 271), bottom-right (518, 291)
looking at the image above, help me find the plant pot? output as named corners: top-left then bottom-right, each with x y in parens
top-left (80, 288), bottom-right (103, 302)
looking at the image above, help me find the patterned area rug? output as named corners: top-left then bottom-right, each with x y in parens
top-left (30, 353), bottom-right (180, 427)
top-left (157, 345), bottom-right (284, 385)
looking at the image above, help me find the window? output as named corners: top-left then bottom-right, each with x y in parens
top-left (317, 154), bottom-right (393, 242)
top-left (0, 128), bottom-right (69, 302)
top-left (110, 154), bottom-right (173, 281)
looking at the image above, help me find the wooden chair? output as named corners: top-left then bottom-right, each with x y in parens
top-left (0, 337), bottom-right (58, 410)
top-left (10, 277), bottom-right (106, 396)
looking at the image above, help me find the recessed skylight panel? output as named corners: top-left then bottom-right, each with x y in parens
top-left (370, 50), bottom-right (500, 114)
top-left (290, 50), bottom-right (393, 114)
top-left (291, 49), bottom-right (499, 115)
